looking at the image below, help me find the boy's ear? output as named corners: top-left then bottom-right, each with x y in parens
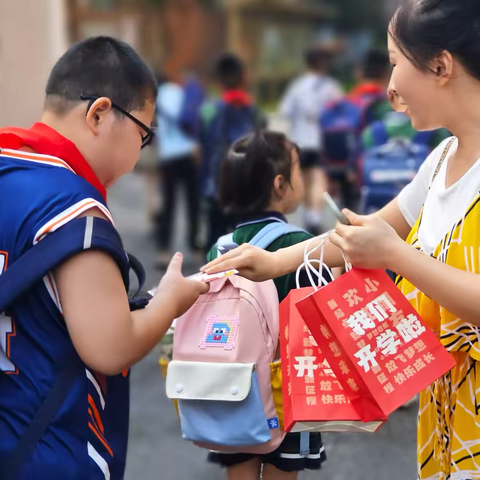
top-left (85, 97), bottom-right (113, 136)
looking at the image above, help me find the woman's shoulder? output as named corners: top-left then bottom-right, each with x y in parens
top-left (432, 135), bottom-right (456, 152)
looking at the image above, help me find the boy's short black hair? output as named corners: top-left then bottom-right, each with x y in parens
top-left (362, 48), bottom-right (391, 81)
top-left (220, 130), bottom-right (298, 215)
top-left (213, 53), bottom-right (246, 90)
top-left (45, 36), bottom-right (157, 115)
top-left (304, 46), bottom-right (334, 71)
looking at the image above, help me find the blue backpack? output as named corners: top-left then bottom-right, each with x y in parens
top-left (360, 121), bottom-right (435, 214)
top-left (320, 93), bottom-right (387, 167)
top-left (203, 101), bottom-right (263, 200)
top-left (178, 78), bottom-right (206, 138)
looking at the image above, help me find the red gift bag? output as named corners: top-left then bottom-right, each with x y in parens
top-left (280, 287), bottom-right (386, 433)
top-left (296, 269), bottom-right (456, 422)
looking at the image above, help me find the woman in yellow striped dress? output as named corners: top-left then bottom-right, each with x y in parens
top-left (203, 1), bottom-right (480, 478)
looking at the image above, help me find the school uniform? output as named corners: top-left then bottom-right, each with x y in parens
top-left (280, 72), bottom-right (343, 170)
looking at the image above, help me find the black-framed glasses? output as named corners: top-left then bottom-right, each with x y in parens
top-left (80, 94), bottom-right (155, 149)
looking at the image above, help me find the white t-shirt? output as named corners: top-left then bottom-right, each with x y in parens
top-left (156, 82), bottom-right (198, 161)
top-left (398, 137), bottom-right (480, 255)
top-left (279, 72), bottom-right (343, 151)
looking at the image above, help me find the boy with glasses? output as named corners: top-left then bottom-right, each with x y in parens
top-left (0, 36), bottom-right (207, 479)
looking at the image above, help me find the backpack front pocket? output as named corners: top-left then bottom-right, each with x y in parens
top-left (167, 361), bottom-right (271, 447)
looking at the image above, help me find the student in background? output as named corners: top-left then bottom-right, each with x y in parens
top-left (200, 54), bottom-right (265, 251)
top-left (320, 48), bottom-right (392, 212)
top-left (351, 48), bottom-right (393, 122)
top-left (280, 45), bottom-right (343, 235)
top-left (206, 130), bottom-right (328, 480)
top-left (155, 74), bottom-right (202, 269)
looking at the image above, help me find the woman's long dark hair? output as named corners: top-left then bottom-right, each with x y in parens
top-left (390, 0), bottom-right (480, 80)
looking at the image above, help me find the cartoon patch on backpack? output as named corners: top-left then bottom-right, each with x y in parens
top-left (199, 316), bottom-right (240, 350)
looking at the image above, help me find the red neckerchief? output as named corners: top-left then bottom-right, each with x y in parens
top-left (350, 82), bottom-right (386, 99)
top-left (0, 122), bottom-right (107, 200)
top-left (221, 89), bottom-right (253, 107)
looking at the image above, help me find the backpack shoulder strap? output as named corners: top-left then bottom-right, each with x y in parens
top-left (249, 223), bottom-right (306, 250)
top-left (217, 233), bottom-right (235, 246)
top-left (213, 101), bottom-right (233, 158)
top-left (214, 222), bottom-right (307, 256)
top-left (430, 137), bottom-right (456, 186)
top-left (215, 233), bottom-right (238, 258)
top-left (0, 217), bottom-right (136, 313)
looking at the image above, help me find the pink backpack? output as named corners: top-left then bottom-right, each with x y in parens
top-left (166, 222), bottom-right (304, 453)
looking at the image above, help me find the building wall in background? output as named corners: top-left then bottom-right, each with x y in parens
top-left (0, 0), bottom-right (68, 127)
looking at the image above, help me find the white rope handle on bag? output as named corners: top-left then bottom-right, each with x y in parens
top-left (295, 231), bottom-right (351, 290)
top-left (296, 232), bottom-right (333, 290)
top-left (342, 251), bottom-right (353, 273)
top-left (297, 235), bottom-right (326, 290)
top-left (296, 260), bottom-right (333, 288)
top-left (303, 237), bottom-right (320, 289)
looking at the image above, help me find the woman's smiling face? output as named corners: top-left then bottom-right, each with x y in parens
top-left (387, 33), bottom-right (449, 132)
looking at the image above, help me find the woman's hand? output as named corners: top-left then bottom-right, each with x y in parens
top-left (330, 209), bottom-right (406, 271)
top-left (201, 244), bottom-right (280, 282)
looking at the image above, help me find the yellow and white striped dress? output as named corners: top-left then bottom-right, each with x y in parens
top-left (398, 188), bottom-right (480, 479)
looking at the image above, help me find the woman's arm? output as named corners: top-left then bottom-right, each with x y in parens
top-left (330, 210), bottom-right (480, 327)
top-left (202, 198), bottom-right (411, 281)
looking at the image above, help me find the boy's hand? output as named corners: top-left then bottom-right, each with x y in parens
top-left (157, 253), bottom-right (210, 318)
